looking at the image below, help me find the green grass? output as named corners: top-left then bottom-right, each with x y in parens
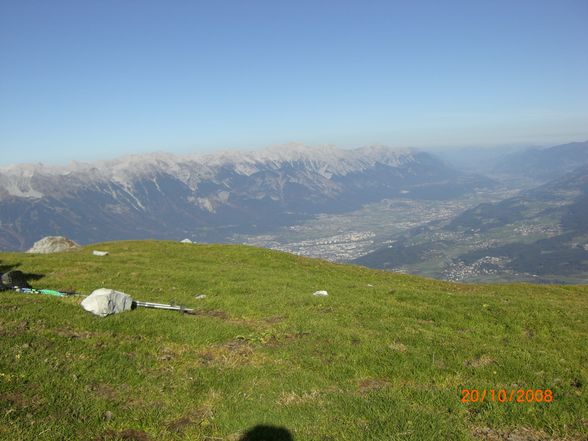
top-left (1, 240), bottom-right (586, 440)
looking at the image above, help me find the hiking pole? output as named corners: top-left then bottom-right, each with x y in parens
top-left (12, 287), bottom-right (79, 297)
top-left (133, 300), bottom-right (194, 313)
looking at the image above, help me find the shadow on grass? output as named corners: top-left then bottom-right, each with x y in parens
top-left (23, 272), bottom-right (44, 283)
top-left (239, 425), bottom-right (294, 441)
top-left (0, 260), bottom-right (19, 273)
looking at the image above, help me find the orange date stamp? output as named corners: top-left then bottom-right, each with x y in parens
top-left (461, 389), bottom-right (553, 403)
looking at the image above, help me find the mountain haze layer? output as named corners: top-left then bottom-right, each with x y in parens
top-left (492, 140), bottom-right (588, 182)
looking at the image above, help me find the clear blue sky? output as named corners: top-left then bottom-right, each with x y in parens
top-left (1, 0), bottom-right (587, 165)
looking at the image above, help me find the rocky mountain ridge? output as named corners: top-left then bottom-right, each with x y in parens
top-left (0, 144), bottom-right (415, 199)
top-left (0, 144), bottom-right (486, 251)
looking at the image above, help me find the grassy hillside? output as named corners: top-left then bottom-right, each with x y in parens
top-left (0, 241), bottom-right (586, 440)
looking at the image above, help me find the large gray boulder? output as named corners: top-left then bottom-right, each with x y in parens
top-left (81, 288), bottom-right (134, 317)
top-left (27, 236), bottom-right (80, 254)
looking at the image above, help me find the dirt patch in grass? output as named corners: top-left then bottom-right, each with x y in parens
top-left (157, 343), bottom-right (191, 362)
top-left (262, 330), bottom-right (311, 348)
top-left (571, 378), bottom-right (583, 389)
top-left (464, 355), bottom-right (495, 368)
top-left (55, 328), bottom-right (96, 339)
top-left (165, 407), bottom-right (212, 433)
top-left (188, 309), bottom-right (230, 320)
top-left (388, 341), bottom-right (408, 352)
top-left (0, 391), bottom-right (44, 410)
top-left (277, 390), bottom-right (322, 406)
top-left (283, 330), bottom-right (311, 340)
top-left (121, 398), bottom-right (164, 411)
top-left (88, 383), bottom-right (121, 401)
top-left (166, 415), bottom-right (194, 433)
top-left (0, 304), bottom-right (21, 312)
top-left (357, 378), bottom-right (390, 395)
top-left (0, 319), bottom-right (31, 337)
top-left (96, 428), bottom-right (153, 441)
top-left (188, 308), bottom-right (255, 327)
top-left (263, 315), bottom-right (286, 324)
top-left (472, 426), bottom-right (577, 441)
top-left (197, 340), bottom-right (265, 368)
top-left (165, 390), bottom-right (219, 433)
top-left (1, 392), bottom-right (28, 408)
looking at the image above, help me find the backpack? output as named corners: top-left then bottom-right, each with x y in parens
top-left (0, 270), bottom-right (30, 289)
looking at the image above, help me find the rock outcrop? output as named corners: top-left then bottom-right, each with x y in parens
top-left (27, 236), bottom-right (80, 254)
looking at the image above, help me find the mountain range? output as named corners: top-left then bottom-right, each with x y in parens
top-left (0, 144), bottom-right (489, 251)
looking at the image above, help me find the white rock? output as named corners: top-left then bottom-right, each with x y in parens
top-left (92, 250), bottom-right (109, 256)
top-left (194, 294), bottom-right (207, 299)
top-left (26, 236), bottom-right (80, 254)
top-left (313, 290), bottom-right (329, 297)
top-left (180, 238), bottom-right (193, 243)
top-left (81, 288), bottom-right (133, 317)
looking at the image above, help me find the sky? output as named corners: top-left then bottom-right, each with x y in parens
top-left (1, 0), bottom-right (587, 165)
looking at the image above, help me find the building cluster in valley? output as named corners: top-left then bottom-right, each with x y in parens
top-left (270, 231), bottom-right (377, 262)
